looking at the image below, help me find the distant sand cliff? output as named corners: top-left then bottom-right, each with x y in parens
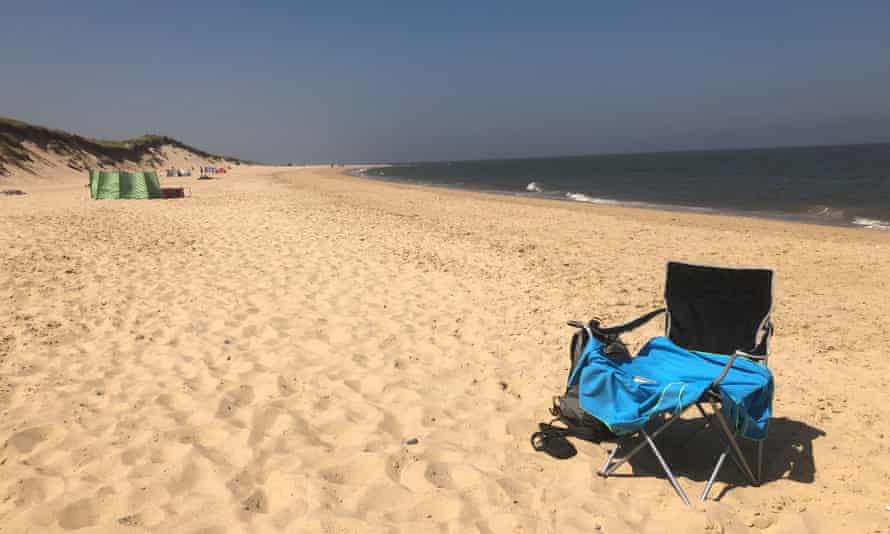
top-left (0, 116), bottom-right (251, 183)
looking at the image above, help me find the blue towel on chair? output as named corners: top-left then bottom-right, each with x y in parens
top-left (567, 336), bottom-right (773, 440)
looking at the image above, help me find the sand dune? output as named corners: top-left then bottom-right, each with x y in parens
top-left (0, 116), bottom-right (246, 190)
top-left (1, 166), bottom-right (889, 533)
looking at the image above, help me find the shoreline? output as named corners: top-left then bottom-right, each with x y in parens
top-left (348, 167), bottom-right (890, 232)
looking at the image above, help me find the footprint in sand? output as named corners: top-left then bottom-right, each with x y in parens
top-left (8, 426), bottom-right (50, 454)
top-left (215, 385), bottom-right (255, 419)
top-left (319, 454), bottom-right (390, 486)
top-left (117, 513), bottom-right (142, 527)
top-left (423, 462), bottom-right (455, 489)
top-left (8, 476), bottom-right (64, 508)
top-left (58, 497), bottom-right (100, 530)
top-left (242, 489), bottom-right (269, 514)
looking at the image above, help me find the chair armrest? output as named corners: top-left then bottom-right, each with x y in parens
top-left (710, 351), bottom-right (742, 389)
top-left (736, 350), bottom-right (768, 361)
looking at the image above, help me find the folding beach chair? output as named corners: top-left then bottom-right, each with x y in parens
top-left (566, 261), bottom-right (774, 504)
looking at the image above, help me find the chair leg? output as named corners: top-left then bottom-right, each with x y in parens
top-left (641, 429), bottom-right (691, 506)
top-left (599, 421), bottom-right (692, 506)
top-left (600, 440), bottom-right (622, 476)
top-left (713, 409), bottom-right (758, 485)
top-left (599, 415), bottom-right (680, 477)
top-left (757, 439), bottom-right (764, 482)
top-left (706, 406), bottom-right (747, 477)
top-left (601, 403), bottom-right (761, 504)
top-left (700, 444), bottom-right (729, 501)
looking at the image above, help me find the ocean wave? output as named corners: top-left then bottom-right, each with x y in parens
top-left (355, 171), bottom-right (890, 231)
top-left (852, 217), bottom-right (890, 230)
top-left (564, 192), bottom-right (616, 204)
top-left (807, 206), bottom-right (846, 219)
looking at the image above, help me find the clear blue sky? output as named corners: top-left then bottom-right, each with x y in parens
top-left (3, 2), bottom-right (889, 163)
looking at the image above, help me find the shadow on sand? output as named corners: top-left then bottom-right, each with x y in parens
top-left (605, 416), bottom-right (825, 499)
top-left (532, 415), bottom-right (824, 500)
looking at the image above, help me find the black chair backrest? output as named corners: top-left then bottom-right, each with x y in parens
top-left (665, 262), bottom-right (773, 355)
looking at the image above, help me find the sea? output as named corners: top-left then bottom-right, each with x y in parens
top-left (355, 143), bottom-right (890, 230)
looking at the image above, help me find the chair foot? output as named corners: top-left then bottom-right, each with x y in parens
top-left (701, 445), bottom-right (729, 501)
top-left (642, 429), bottom-right (691, 506)
top-left (598, 440), bottom-right (624, 477)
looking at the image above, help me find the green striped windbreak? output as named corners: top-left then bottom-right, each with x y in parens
top-left (89, 170), bottom-right (162, 199)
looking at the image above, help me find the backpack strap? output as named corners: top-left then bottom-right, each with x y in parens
top-left (591, 308), bottom-right (666, 338)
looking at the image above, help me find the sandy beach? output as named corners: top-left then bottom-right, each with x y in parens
top-left (2, 165), bottom-right (889, 533)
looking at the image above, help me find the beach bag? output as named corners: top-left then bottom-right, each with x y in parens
top-left (557, 324), bottom-right (623, 439)
top-left (531, 321), bottom-right (620, 457)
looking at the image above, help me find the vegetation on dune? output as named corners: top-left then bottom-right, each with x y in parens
top-left (0, 116), bottom-right (252, 176)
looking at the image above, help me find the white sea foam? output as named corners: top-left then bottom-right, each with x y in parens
top-left (563, 192), bottom-right (710, 213)
top-left (808, 206), bottom-right (846, 219)
top-left (564, 192), bottom-right (615, 204)
top-left (526, 181), bottom-right (542, 193)
top-left (852, 217), bottom-right (890, 230)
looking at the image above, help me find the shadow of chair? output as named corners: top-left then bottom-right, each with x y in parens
top-left (609, 415), bottom-right (825, 499)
